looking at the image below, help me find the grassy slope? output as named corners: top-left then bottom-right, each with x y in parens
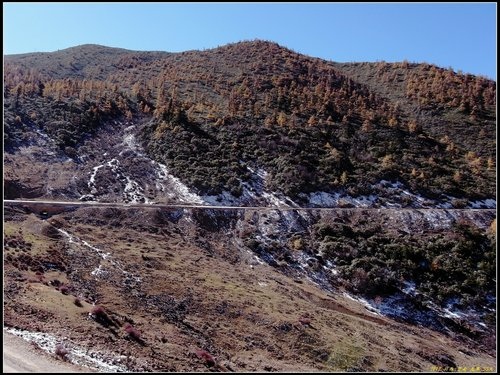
top-left (3, 207), bottom-right (496, 372)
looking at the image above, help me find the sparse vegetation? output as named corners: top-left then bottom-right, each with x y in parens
top-left (326, 339), bottom-right (365, 371)
top-left (123, 323), bottom-right (142, 341)
top-left (54, 343), bottom-right (69, 360)
top-left (3, 205), bottom-right (496, 372)
top-left (2, 40), bottom-right (496, 373)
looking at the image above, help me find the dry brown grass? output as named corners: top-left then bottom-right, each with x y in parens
top-left (3, 208), bottom-right (497, 372)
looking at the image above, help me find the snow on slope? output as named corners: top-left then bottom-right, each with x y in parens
top-left (76, 120), bottom-right (497, 210)
top-left (57, 228), bottom-right (141, 285)
top-left (79, 121), bottom-right (203, 205)
top-left (4, 327), bottom-right (128, 372)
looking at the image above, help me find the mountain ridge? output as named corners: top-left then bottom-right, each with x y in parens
top-left (3, 39), bottom-right (497, 372)
top-left (4, 40), bottom-right (496, 201)
top-left (5, 39), bottom-right (495, 79)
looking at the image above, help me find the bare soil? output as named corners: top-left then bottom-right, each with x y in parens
top-left (3, 332), bottom-right (90, 373)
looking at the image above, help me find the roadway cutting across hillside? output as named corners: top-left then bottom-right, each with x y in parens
top-left (3, 199), bottom-right (496, 211)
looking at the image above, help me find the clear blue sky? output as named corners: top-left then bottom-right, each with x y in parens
top-left (3, 2), bottom-right (497, 80)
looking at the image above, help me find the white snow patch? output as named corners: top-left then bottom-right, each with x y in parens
top-left (155, 162), bottom-right (204, 204)
top-left (296, 252), bottom-right (311, 270)
top-left (308, 192), bottom-right (341, 207)
top-left (58, 228), bottom-right (140, 284)
top-left (442, 300), bottom-right (467, 319)
top-left (88, 164), bottom-right (105, 194)
top-left (82, 240), bottom-right (110, 260)
top-left (34, 128), bottom-right (51, 141)
top-left (78, 194), bottom-right (95, 202)
top-left (255, 210), bottom-right (283, 241)
top-left (469, 199), bottom-right (496, 209)
top-left (91, 265), bottom-right (108, 278)
top-left (120, 132), bottom-right (143, 156)
top-left (261, 191), bottom-right (291, 208)
top-left (305, 191), bottom-right (379, 208)
top-left (123, 176), bottom-right (151, 204)
top-left (419, 210), bottom-right (455, 229)
top-left (442, 309), bottom-right (463, 319)
top-left (303, 179), bottom-right (483, 209)
top-left (246, 165), bottom-right (268, 180)
top-left (241, 185), bottom-right (258, 200)
top-left (323, 260), bottom-right (339, 276)
top-left (252, 255), bottom-right (265, 265)
top-left (402, 281), bottom-right (417, 295)
top-left (57, 229), bottom-right (77, 243)
top-left (4, 327), bottom-right (128, 372)
top-left (201, 165), bottom-right (301, 208)
top-left (203, 191), bottom-right (239, 206)
top-left (84, 157), bottom-right (153, 203)
top-left (106, 158), bottom-right (120, 170)
top-left (341, 194), bottom-right (378, 208)
top-left (342, 292), bottom-right (381, 315)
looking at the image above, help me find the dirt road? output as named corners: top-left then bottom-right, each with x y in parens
top-left (3, 332), bottom-right (88, 373)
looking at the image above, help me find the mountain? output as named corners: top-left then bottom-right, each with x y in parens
top-left (5, 40), bottom-right (496, 203)
top-left (3, 40), bottom-right (497, 372)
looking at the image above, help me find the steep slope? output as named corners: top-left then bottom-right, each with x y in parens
top-left (334, 61), bottom-right (496, 158)
top-left (3, 40), bottom-right (497, 372)
top-left (3, 206), bottom-right (496, 372)
top-left (4, 40), bottom-right (496, 204)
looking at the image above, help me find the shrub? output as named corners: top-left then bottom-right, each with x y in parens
top-left (59, 284), bottom-right (70, 295)
top-left (91, 305), bottom-right (106, 316)
top-left (55, 343), bottom-right (69, 360)
top-left (74, 297), bottom-right (83, 307)
top-left (195, 349), bottom-right (216, 367)
top-left (124, 323), bottom-right (141, 341)
top-left (90, 305), bottom-right (115, 327)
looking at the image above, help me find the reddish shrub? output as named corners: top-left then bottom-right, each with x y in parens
top-left (195, 349), bottom-right (216, 367)
top-left (90, 305), bottom-right (116, 328)
top-left (124, 323), bottom-right (141, 341)
top-left (91, 305), bottom-right (106, 316)
top-left (55, 343), bottom-right (69, 360)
